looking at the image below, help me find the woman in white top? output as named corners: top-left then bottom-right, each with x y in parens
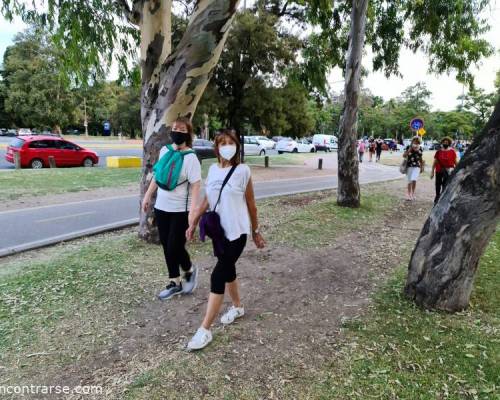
top-left (142, 118), bottom-right (202, 300)
top-left (185, 129), bottom-right (265, 350)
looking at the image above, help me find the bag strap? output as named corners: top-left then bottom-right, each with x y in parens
top-left (214, 165), bottom-right (237, 212)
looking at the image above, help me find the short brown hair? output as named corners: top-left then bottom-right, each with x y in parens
top-left (214, 129), bottom-right (241, 166)
top-left (172, 117), bottom-right (193, 148)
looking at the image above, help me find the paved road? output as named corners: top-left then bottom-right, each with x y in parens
top-left (0, 163), bottom-right (401, 256)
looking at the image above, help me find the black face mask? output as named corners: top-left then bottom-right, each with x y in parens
top-left (442, 144), bottom-right (449, 149)
top-left (170, 131), bottom-right (186, 145)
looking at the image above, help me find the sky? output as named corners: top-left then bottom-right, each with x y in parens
top-left (0, 5), bottom-right (499, 112)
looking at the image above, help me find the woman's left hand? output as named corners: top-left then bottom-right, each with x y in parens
top-left (252, 232), bottom-right (266, 249)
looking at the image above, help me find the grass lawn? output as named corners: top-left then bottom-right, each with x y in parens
top-left (0, 168), bottom-right (142, 201)
top-left (306, 229), bottom-right (500, 399)
top-left (0, 183), bottom-right (497, 399)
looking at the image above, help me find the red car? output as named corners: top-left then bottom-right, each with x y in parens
top-left (5, 136), bottom-right (99, 169)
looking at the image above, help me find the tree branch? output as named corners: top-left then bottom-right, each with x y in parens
top-left (115, 0), bottom-right (141, 25)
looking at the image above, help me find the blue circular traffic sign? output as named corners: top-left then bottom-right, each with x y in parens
top-left (410, 118), bottom-right (424, 131)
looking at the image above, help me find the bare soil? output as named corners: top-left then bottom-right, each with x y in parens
top-left (14, 178), bottom-right (436, 399)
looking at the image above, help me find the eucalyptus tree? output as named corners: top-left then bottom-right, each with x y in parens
top-left (2, 0), bottom-right (241, 241)
top-left (335, 0), bottom-right (494, 207)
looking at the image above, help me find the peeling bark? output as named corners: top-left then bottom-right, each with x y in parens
top-left (405, 100), bottom-right (500, 311)
top-left (138, 0), bottom-right (240, 242)
top-left (337, 0), bottom-right (368, 208)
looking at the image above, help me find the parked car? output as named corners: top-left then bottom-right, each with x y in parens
top-left (17, 128), bottom-right (32, 136)
top-left (193, 139), bottom-right (215, 160)
top-left (243, 136), bottom-right (266, 155)
top-left (312, 134), bottom-right (338, 152)
top-left (383, 139), bottom-right (398, 151)
top-left (276, 138), bottom-right (316, 154)
top-left (5, 135), bottom-right (99, 168)
top-left (272, 136), bottom-right (287, 143)
top-left (250, 135), bottom-right (276, 150)
top-left (428, 142), bottom-right (441, 150)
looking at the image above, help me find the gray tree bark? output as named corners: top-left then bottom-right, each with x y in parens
top-left (405, 99), bottom-right (500, 311)
top-left (135, 0), bottom-right (240, 242)
top-left (337, 0), bottom-right (369, 208)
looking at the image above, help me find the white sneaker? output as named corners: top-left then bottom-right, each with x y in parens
top-left (187, 327), bottom-right (212, 351)
top-left (220, 306), bottom-right (245, 325)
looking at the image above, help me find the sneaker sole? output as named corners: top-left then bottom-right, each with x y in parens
top-left (186, 338), bottom-right (212, 351)
top-left (183, 269), bottom-right (199, 295)
top-left (158, 290), bottom-right (183, 301)
top-left (221, 313), bottom-right (244, 325)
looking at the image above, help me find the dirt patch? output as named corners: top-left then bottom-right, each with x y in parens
top-left (0, 185), bottom-right (138, 212)
top-left (14, 179), bottom-right (436, 399)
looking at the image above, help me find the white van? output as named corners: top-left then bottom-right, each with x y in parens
top-left (312, 134), bottom-right (338, 152)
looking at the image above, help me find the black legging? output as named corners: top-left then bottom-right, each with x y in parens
top-left (434, 171), bottom-right (449, 204)
top-left (154, 208), bottom-right (192, 279)
top-left (211, 234), bottom-right (247, 295)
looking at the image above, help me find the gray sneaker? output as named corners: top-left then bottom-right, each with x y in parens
top-left (182, 265), bottom-right (198, 295)
top-left (158, 281), bottom-right (183, 300)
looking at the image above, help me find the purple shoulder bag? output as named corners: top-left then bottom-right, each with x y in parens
top-left (199, 165), bottom-right (237, 257)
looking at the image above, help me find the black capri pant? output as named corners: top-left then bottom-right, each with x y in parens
top-left (211, 234), bottom-right (247, 295)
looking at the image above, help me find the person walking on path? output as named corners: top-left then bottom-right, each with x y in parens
top-left (358, 140), bottom-right (366, 163)
top-left (403, 136), bottom-right (424, 201)
top-left (142, 118), bottom-right (202, 300)
top-left (431, 136), bottom-right (457, 204)
top-left (185, 129), bottom-right (266, 351)
top-left (368, 137), bottom-right (376, 162)
top-left (375, 137), bottom-right (383, 162)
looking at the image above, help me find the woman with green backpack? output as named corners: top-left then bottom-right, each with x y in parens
top-left (141, 117), bottom-right (202, 300)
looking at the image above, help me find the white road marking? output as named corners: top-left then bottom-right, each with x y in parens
top-left (36, 211), bottom-right (96, 223)
top-left (0, 195), bottom-right (138, 216)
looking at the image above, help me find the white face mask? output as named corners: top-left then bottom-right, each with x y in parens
top-left (219, 145), bottom-right (237, 161)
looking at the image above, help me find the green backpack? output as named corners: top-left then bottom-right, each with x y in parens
top-left (153, 144), bottom-right (195, 191)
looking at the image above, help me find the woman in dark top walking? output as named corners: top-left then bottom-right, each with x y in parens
top-left (403, 136), bottom-right (424, 201)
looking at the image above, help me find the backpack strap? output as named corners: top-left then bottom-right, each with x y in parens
top-left (214, 165), bottom-right (237, 212)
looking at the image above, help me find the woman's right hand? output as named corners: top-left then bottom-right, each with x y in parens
top-left (141, 194), bottom-right (151, 213)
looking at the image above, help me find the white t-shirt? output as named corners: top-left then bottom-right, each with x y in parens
top-left (154, 146), bottom-right (202, 212)
top-left (205, 163), bottom-right (251, 241)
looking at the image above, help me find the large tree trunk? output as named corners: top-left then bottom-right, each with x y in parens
top-left (337, 0), bottom-right (368, 208)
top-left (137, 0), bottom-right (240, 242)
top-left (405, 99), bottom-right (500, 311)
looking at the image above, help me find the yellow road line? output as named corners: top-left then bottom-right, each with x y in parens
top-left (36, 211), bottom-right (95, 224)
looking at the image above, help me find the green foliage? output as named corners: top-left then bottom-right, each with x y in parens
top-left (1, 28), bottom-right (78, 128)
top-left (458, 86), bottom-right (498, 130)
top-left (1, 0), bottom-right (139, 84)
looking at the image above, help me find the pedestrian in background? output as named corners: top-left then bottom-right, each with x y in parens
top-left (142, 117), bottom-right (202, 300)
top-left (431, 136), bottom-right (457, 204)
top-left (358, 140), bottom-right (365, 163)
top-left (403, 136), bottom-right (424, 201)
top-left (368, 137), bottom-right (376, 162)
top-left (185, 129), bottom-right (266, 351)
top-left (375, 137), bottom-right (383, 162)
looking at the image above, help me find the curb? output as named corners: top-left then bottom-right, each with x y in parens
top-left (0, 218), bottom-right (139, 258)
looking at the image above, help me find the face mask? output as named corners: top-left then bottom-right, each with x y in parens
top-left (219, 145), bottom-right (237, 161)
top-left (442, 143), bottom-right (449, 149)
top-left (170, 131), bottom-right (186, 146)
